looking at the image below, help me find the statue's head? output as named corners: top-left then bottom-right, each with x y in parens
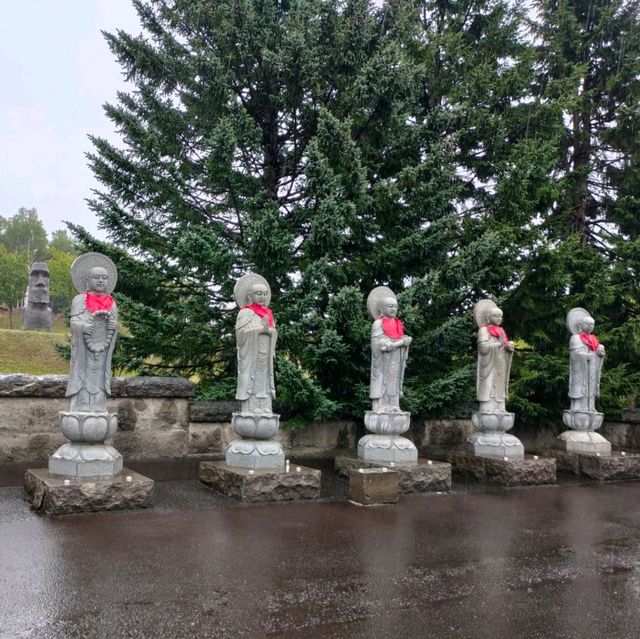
top-left (71, 252), bottom-right (118, 297)
top-left (566, 307), bottom-right (595, 336)
top-left (474, 299), bottom-right (502, 329)
top-left (380, 297), bottom-right (398, 319)
top-left (488, 307), bottom-right (503, 326)
top-left (28, 262), bottom-right (50, 304)
top-left (579, 315), bottom-right (595, 334)
top-left (367, 286), bottom-right (397, 321)
top-left (234, 272), bottom-right (272, 309)
top-left (248, 283), bottom-right (269, 307)
top-left (88, 267), bottom-right (109, 294)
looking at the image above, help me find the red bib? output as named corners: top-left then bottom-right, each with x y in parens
top-left (243, 304), bottom-right (275, 327)
top-left (85, 292), bottom-right (114, 313)
top-left (382, 317), bottom-right (404, 339)
top-left (579, 332), bottom-right (600, 351)
top-left (485, 324), bottom-right (508, 343)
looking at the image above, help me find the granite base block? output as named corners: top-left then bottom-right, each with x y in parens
top-left (550, 451), bottom-right (640, 480)
top-left (335, 454), bottom-right (451, 493)
top-left (24, 468), bottom-right (154, 515)
top-left (199, 461), bottom-right (321, 503)
top-left (449, 452), bottom-right (556, 487)
top-left (349, 468), bottom-right (398, 505)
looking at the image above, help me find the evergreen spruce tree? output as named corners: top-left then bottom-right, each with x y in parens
top-left (77, 0), bottom-right (425, 419)
top-left (77, 0), bottom-right (554, 422)
top-left (399, 0), bottom-right (552, 416)
top-left (78, 0), bottom-right (637, 424)
top-left (508, 0), bottom-right (640, 424)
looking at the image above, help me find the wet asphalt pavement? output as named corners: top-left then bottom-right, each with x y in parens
top-left (2, 475), bottom-right (640, 639)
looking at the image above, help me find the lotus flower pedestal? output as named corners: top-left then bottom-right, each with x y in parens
top-left (199, 411), bottom-right (321, 503)
top-left (466, 410), bottom-right (524, 459)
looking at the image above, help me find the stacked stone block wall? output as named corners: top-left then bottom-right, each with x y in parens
top-left (0, 375), bottom-right (356, 464)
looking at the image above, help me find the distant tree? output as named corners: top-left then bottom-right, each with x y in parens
top-left (0, 207), bottom-right (48, 263)
top-left (48, 229), bottom-right (79, 256)
top-left (0, 246), bottom-right (28, 329)
top-left (47, 247), bottom-right (76, 314)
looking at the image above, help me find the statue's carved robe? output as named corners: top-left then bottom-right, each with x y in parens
top-left (235, 307), bottom-right (277, 413)
top-left (568, 334), bottom-right (603, 411)
top-left (66, 293), bottom-right (118, 412)
top-left (369, 319), bottom-right (408, 411)
top-left (476, 325), bottom-right (512, 412)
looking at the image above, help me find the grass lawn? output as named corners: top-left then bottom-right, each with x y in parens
top-left (0, 311), bottom-right (67, 333)
top-left (0, 328), bottom-right (69, 374)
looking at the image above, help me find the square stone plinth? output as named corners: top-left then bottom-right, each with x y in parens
top-left (335, 454), bottom-right (451, 493)
top-left (24, 468), bottom-right (154, 515)
top-left (199, 461), bottom-right (321, 503)
top-left (549, 451), bottom-right (640, 480)
top-left (349, 468), bottom-right (398, 506)
top-left (449, 452), bottom-right (556, 487)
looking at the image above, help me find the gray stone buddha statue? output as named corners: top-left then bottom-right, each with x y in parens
top-left (567, 308), bottom-right (605, 413)
top-left (369, 291), bottom-right (412, 412)
top-left (359, 286), bottom-right (417, 463)
top-left (67, 263), bottom-right (119, 412)
top-left (559, 307), bottom-right (609, 454)
top-left (235, 276), bottom-right (276, 414)
top-left (21, 262), bottom-right (52, 330)
top-left (468, 300), bottom-right (524, 458)
top-left (49, 252), bottom-right (122, 477)
top-left (476, 302), bottom-right (514, 413)
top-left (226, 272), bottom-right (284, 469)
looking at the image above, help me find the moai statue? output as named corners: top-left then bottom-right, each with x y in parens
top-left (558, 307), bottom-right (610, 454)
top-left (468, 300), bottom-right (524, 458)
top-left (358, 286), bottom-right (418, 463)
top-left (22, 262), bottom-right (52, 330)
top-left (49, 252), bottom-right (122, 477)
top-left (225, 272), bottom-right (284, 469)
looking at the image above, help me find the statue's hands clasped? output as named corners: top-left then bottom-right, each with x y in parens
top-left (261, 315), bottom-right (273, 333)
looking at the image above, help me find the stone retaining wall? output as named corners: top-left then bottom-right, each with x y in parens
top-left (416, 414), bottom-right (640, 459)
top-left (1, 374), bottom-right (634, 464)
top-left (187, 400), bottom-right (356, 459)
top-left (0, 375), bottom-right (356, 464)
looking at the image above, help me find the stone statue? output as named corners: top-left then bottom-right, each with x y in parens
top-left (66, 256), bottom-right (119, 412)
top-left (369, 289), bottom-right (412, 412)
top-left (468, 300), bottom-right (523, 458)
top-left (49, 252), bottom-right (122, 477)
top-left (226, 272), bottom-right (284, 469)
top-left (359, 286), bottom-right (417, 463)
top-left (559, 307), bottom-right (609, 454)
top-left (567, 308), bottom-right (605, 412)
top-left (21, 262), bottom-right (52, 330)
top-left (475, 300), bottom-right (514, 413)
top-left (235, 274), bottom-right (276, 414)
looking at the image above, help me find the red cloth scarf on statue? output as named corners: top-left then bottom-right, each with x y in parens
top-left (579, 332), bottom-right (600, 351)
top-left (382, 317), bottom-right (404, 339)
top-left (243, 304), bottom-right (275, 327)
top-left (485, 324), bottom-right (508, 344)
top-left (85, 293), bottom-right (114, 313)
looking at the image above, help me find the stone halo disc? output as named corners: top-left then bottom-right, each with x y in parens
top-left (566, 307), bottom-right (591, 334)
top-left (70, 252), bottom-right (118, 294)
top-left (473, 299), bottom-right (498, 328)
top-left (366, 286), bottom-right (397, 320)
top-left (234, 272), bottom-right (271, 308)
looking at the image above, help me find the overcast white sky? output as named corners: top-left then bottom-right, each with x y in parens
top-left (0, 1), bottom-right (142, 239)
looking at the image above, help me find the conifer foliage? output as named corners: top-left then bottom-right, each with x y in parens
top-left (79, 0), bottom-right (640, 424)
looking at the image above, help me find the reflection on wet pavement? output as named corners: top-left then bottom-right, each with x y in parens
top-left (2, 477), bottom-right (640, 638)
